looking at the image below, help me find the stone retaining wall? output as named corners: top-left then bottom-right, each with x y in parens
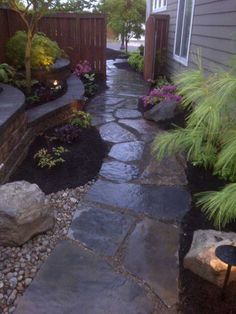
top-left (0, 76), bottom-right (85, 184)
top-left (0, 113), bottom-right (29, 183)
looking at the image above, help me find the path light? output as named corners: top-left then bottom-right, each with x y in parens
top-left (215, 245), bottom-right (236, 299)
top-left (51, 80), bottom-right (62, 91)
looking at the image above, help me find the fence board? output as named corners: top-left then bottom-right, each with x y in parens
top-left (0, 9), bottom-right (106, 76)
top-left (144, 14), bottom-right (169, 80)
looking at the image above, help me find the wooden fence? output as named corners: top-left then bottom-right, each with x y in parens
top-left (0, 9), bottom-right (107, 76)
top-left (144, 14), bottom-right (169, 80)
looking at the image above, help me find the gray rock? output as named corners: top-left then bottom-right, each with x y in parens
top-left (144, 100), bottom-right (178, 122)
top-left (184, 229), bottom-right (236, 286)
top-left (0, 181), bottom-right (54, 246)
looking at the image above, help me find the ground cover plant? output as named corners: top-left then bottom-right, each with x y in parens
top-left (152, 57), bottom-right (236, 228)
top-left (128, 51), bottom-right (144, 73)
top-left (34, 146), bottom-right (69, 169)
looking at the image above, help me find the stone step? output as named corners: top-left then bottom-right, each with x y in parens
top-left (123, 218), bottom-right (180, 308)
top-left (15, 241), bottom-right (155, 314)
top-left (85, 180), bottom-right (191, 222)
top-left (68, 201), bottom-right (136, 257)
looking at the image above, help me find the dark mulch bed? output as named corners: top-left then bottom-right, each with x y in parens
top-left (178, 164), bottom-right (236, 314)
top-left (9, 127), bottom-right (108, 195)
top-left (106, 48), bottom-right (127, 60)
top-left (113, 61), bottom-right (140, 74)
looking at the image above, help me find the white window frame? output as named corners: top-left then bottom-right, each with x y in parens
top-left (152, 0), bottom-right (167, 13)
top-left (173, 0), bottom-right (195, 66)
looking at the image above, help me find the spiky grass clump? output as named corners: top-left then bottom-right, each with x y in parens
top-left (197, 184), bottom-right (236, 228)
top-left (152, 56), bottom-right (236, 228)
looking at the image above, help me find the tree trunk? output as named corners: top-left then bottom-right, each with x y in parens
top-left (125, 37), bottom-right (128, 53)
top-left (25, 30), bottom-right (33, 94)
top-left (120, 32), bottom-right (125, 50)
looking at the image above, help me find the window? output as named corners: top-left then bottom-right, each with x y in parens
top-left (152, 0), bottom-right (167, 12)
top-left (174, 0), bottom-right (195, 66)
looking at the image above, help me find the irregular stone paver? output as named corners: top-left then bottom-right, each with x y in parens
top-left (86, 180), bottom-right (191, 222)
top-left (119, 119), bottom-right (158, 134)
top-left (68, 203), bottom-right (135, 256)
top-left (91, 113), bottom-right (115, 126)
top-left (108, 141), bottom-right (145, 162)
top-left (123, 218), bottom-right (179, 308)
top-left (115, 109), bottom-right (142, 119)
top-left (139, 155), bottom-right (187, 186)
top-left (99, 122), bottom-right (137, 143)
top-left (100, 161), bottom-right (140, 182)
top-left (88, 103), bottom-right (123, 114)
top-left (88, 96), bottom-right (125, 106)
top-left (121, 98), bottom-right (138, 110)
top-left (15, 241), bottom-right (155, 314)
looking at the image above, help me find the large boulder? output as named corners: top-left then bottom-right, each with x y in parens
top-left (184, 229), bottom-right (236, 286)
top-left (144, 100), bottom-right (178, 122)
top-left (0, 181), bottom-right (54, 246)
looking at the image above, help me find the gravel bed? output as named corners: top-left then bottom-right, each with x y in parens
top-left (0, 182), bottom-right (94, 314)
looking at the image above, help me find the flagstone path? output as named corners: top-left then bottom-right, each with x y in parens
top-left (15, 59), bottom-right (191, 314)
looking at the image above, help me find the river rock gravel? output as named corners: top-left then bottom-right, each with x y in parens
top-left (0, 182), bottom-right (94, 314)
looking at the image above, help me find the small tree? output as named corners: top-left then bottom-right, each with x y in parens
top-left (100, 0), bottom-right (146, 52)
top-left (53, 0), bottom-right (98, 12)
top-left (8, 0), bottom-right (55, 93)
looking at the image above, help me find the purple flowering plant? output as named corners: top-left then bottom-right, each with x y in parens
top-left (142, 85), bottom-right (182, 108)
top-left (54, 124), bottom-right (80, 144)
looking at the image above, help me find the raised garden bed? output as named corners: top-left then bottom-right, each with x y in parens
top-left (32, 58), bottom-right (71, 83)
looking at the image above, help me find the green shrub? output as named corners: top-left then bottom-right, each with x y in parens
top-left (152, 56), bottom-right (236, 228)
top-left (6, 31), bottom-right (63, 69)
top-left (0, 63), bottom-right (15, 83)
top-left (128, 52), bottom-right (144, 72)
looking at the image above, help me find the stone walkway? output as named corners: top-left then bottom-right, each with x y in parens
top-left (15, 60), bottom-right (191, 314)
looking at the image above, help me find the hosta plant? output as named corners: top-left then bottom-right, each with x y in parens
top-left (152, 56), bottom-right (236, 228)
top-left (34, 146), bottom-right (69, 169)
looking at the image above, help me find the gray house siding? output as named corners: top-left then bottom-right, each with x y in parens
top-left (147, 0), bottom-right (236, 77)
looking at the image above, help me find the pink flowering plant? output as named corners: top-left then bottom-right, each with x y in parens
top-left (74, 60), bottom-right (97, 97)
top-left (142, 85), bottom-right (182, 108)
top-left (74, 60), bottom-right (92, 78)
